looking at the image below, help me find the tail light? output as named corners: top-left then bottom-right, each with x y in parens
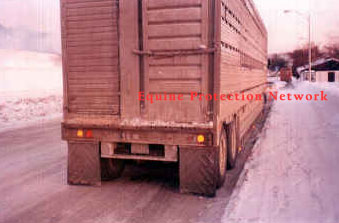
top-left (86, 130), bottom-right (93, 138)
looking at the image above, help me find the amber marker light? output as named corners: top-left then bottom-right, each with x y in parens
top-left (77, 130), bottom-right (84, 138)
top-left (197, 134), bottom-right (205, 143)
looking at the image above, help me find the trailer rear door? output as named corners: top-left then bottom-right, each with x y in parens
top-left (139, 0), bottom-right (213, 122)
top-left (61, 0), bottom-right (120, 115)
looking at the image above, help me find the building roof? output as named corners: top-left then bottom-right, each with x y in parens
top-left (298, 58), bottom-right (339, 73)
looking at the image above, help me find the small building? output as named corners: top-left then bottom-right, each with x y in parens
top-left (299, 58), bottom-right (339, 82)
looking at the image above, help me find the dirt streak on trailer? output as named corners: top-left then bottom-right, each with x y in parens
top-left (60, 0), bottom-right (268, 196)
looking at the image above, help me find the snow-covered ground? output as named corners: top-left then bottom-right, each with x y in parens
top-left (309, 82), bottom-right (339, 97)
top-left (223, 80), bottom-right (339, 223)
top-left (0, 50), bottom-right (62, 132)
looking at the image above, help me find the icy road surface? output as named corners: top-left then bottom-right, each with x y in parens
top-left (0, 118), bottom-right (266, 223)
top-left (223, 81), bottom-right (339, 223)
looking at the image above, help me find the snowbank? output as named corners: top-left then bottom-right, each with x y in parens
top-left (0, 49), bottom-right (62, 93)
top-left (307, 82), bottom-right (339, 97)
top-left (222, 80), bottom-right (339, 223)
top-left (0, 91), bottom-right (62, 132)
top-left (0, 50), bottom-right (63, 132)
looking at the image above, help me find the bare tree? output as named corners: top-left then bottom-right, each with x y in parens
top-left (323, 43), bottom-right (339, 59)
top-left (268, 54), bottom-right (288, 71)
top-left (288, 44), bottom-right (323, 76)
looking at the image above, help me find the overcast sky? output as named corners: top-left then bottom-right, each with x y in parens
top-left (0, 0), bottom-right (338, 54)
top-left (254, 0), bottom-right (339, 53)
top-left (0, 0), bottom-right (60, 35)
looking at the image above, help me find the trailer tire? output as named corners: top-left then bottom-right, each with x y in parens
top-left (101, 159), bottom-right (125, 181)
top-left (227, 121), bottom-right (238, 169)
top-left (217, 127), bottom-right (227, 188)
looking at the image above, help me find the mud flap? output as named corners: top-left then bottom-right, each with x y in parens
top-left (179, 146), bottom-right (218, 197)
top-left (67, 141), bottom-right (101, 186)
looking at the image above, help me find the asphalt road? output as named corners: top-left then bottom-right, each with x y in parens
top-left (0, 112), bottom-right (268, 223)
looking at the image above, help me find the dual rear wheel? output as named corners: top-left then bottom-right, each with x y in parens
top-left (217, 127), bottom-right (227, 188)
top-left (217, 121), bottom-right (238, 188)
top-left (72, 121), bottom-right (238, 196)
top-left (101, 159), bottom-right (125, 180)
top-left (227, 121), bottom-right (238, 169)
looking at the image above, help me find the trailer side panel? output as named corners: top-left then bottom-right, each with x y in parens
top-left (218, 0), bottom-right (267, 138)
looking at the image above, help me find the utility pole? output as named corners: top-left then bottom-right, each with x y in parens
top-left (284, 10), bottom-right (312, 81)
top-left (308, 13), bottom-right (312, 82)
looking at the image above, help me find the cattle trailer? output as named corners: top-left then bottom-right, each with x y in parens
top-left (60, 0), bottom-right (268, 196)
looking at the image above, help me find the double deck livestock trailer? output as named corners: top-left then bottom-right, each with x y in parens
top-left (61, 0), bottom-right (267, 196)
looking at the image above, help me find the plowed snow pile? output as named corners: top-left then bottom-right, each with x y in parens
top-left (223, 80), bottom-right (339, 223)
top-left (0, 50), bottom-right (62, 132)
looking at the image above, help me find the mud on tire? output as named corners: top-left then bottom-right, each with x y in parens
top-left (227, 120), bottom-right (239, 169)
top-left (217, 127), bottom-right (227, 188)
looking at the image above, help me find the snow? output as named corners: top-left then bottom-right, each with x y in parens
top-left (304, 58), bottom-right (339, 69)
top-left (0, 49), bottom-right (62, 92)
top-left (223, 80), bottom-right (339, 223)
top-left (297, 58), bottom-right (339, 73)
top-left (0, 50), bottom-right (62, 133)
top-left (306, 81), bottom-right (339, 97)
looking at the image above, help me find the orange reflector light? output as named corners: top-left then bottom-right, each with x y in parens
top-left (86, 130), bottom-right (93, 138)
top-left (77, 130), bottom-right (84, 138)
top-left (197, 134), bottom-right (205, 143)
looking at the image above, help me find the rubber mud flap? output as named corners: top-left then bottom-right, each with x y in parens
top-left (67, 141), bottom-right (101, 186)
top-left (179, 146), bottom-right (218, 197)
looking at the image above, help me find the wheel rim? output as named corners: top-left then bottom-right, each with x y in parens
top-left (219, 131), bottom-right (227, 176)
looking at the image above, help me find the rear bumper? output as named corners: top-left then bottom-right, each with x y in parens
top-left (61, 122), bottom-right (214, 147)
